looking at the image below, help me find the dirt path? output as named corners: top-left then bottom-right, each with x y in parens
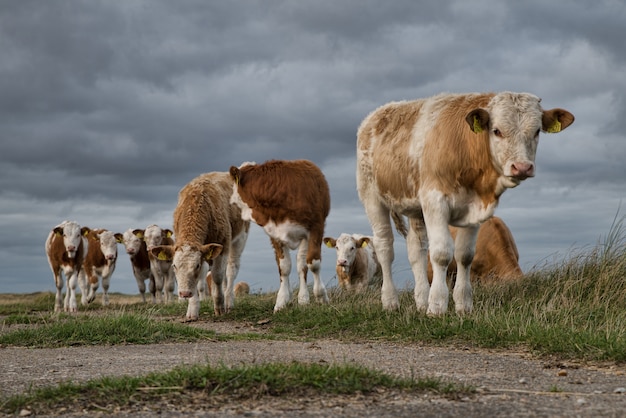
top-left (2, 322), bottom-right (626, 417)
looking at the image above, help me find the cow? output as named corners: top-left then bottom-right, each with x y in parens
top-left (119, 228), bottom-right (156, 303)
top-left (143, 224), bottom-right (177, 303)
top-left (230, 159), bottom-right (330, 312)
top-left (45, 221), bottom-right (90, 312)
top-left (356, 92), bottom-right (574, 315)
top-left (150, 172), bottom-right (249, 321)
top-left (323, 234), bottom-right (381, 292)
top-left (78, 228), bottom-right (121, 307)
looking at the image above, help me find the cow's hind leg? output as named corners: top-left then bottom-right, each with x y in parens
top-left (224, 229), bottom-right (248, 311)
top-left (452, 225), bottom-right (478, 314)
top-left (210, 256), bottom-right (228, 316)
top-left (65, 268), bottom-right (79, 312)
top-left (407, 217), bottom-right (430, 313)
top-left (272, 238), bottom-right (292, 312)
top-left (306, 229), bottom-right (329, 304)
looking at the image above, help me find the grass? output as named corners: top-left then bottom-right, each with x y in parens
top-left (1, 216), bottom-right (625, 414)
top-left (1, 362), bottom-right (469, 415)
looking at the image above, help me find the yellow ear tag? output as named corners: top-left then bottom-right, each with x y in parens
top-left (166, 231), bottom-right (172, 238)
top-left (157, 251), bottom-right (168, 261)
top-left (547, 120), bottom-right (561, 133)
top-left (205, 248), bottom-right (214, 260)
top-left (473, 115), bottom-right (483, 133)
top-left (235, 174), bottom-right (240, 186)
top-left (137, 232), bottom-right (144, 239)
top-left (361, 241), bottom-right (369, 248)
top-left (325, 241), bottom-right (333, 248)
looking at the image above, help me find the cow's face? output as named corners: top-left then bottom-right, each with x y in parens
top-left (122, 229), bottom-right (144, 256)
top-left (56, 221), bottom-right (84, 258)
top-left (97, 230), bottom-right (119, 263)
top-left (467, 92), bottom-right (574, 189)
top-left (143, 225), bottom-right (165, 250)
top-left (165, 244), bottom-right (223, 298)
top-left (324, 234), bottom-right (370, 273)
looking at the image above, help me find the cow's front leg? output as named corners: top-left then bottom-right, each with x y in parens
top-left (366, 203), bottom-right (398, 310)
top-left (272, 239), bottom-right (292, 312)
top-left (66, 270), bottom-right (79, 313)
top-left (54, 271), bottom-right (64, 312)
top-left (185, 289), bottom-right (201, 321)
top-left (306, 232), bottom-right (328, 304)
top-left (452, 225), bottom-right (478, 314)
top-left (423, 211), bottom-right (453, 316)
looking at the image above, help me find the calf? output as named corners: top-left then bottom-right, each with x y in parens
top-left (144, 224), bottom-right (177, 303)
top-left (357, 92), bottom-right (573, 314)
top-left (79, 228), bottom-right (122, 306)
top-left (230, 159), bottom-right (330, 312)
top-left (119, 228), bottom-right (156, 303)
top-left (206, 272), bottom-right (250, 297)
top-left (45, 221), bottom-right (90, 312)
top-left (150, 171), bottom-right (249, 320)
top-left (323, 234), bottom-right (381, 292)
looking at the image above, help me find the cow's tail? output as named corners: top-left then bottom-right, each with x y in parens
top-left (391, 211), bottom-right (408, 238)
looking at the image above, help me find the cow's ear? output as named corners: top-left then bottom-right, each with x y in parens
top-left (542, 108), bottom-right (575, 133)
top-left (359, 237), bottom-right (371, 248)
top-left (229, 166), bottom-right (241, 185)
top-left (81, 227), bottom-right (91, 236)
top-left (150, 246), bottom-right (173, 261)
top-left (53, 227), bottom-right (63, 237)
top-left (133, 229), bottom-right (144, 239)
top-left (164, 229), bottom-right (173, 238)
top-left (114, 233), bottom-right (124, 243)
top-left (201, 243), bottom-right (223, 261)
top-left (466, 109), bottom-right (490, 134)
top-left (323, 237), bottom-right (335, 248)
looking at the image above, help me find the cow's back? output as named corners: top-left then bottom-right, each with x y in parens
top-left (174, 171), bottom-right (234, 247)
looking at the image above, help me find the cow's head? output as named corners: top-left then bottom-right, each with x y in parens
top-left (93, 229), bottom-right (120, 263)
top-left (466, 92), bottom-right (574, 189)
top-left (121, 229), bottom-right (145, 256)
top-left (54, 221), bottom-right (90, 258)
top-left (150, 243), bottom-right (222, 299)
top-left (324, 233), bottom-right (371, 273)
top-left (143, 224), bottom-right (174, 251)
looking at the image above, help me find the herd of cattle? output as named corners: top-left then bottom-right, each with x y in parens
top-left (45, 91), bottom-right (574, 319)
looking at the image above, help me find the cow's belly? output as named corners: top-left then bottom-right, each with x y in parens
top-left (264, 221), bottom-right (309, 250)
top-left (449, 196), bottom-right (498, 227)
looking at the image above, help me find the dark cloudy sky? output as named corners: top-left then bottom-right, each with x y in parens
top-left (1, 1), bottom-right (624, 296)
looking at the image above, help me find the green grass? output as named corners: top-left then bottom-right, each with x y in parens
top-left (1, 362), bottom-right (470, 415)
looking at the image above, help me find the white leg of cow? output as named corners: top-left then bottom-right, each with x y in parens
top-left (296, 239), bottom-right (310, 305)
top-left (452, 225), bottom-right (478, 314)
top-left (78, 270), bottom-right (90, 306)
top-left (164, 268), bottom-right (176, 303)
top-left (407, 218), bottom-right (430, 313)
top-left (185, 287), bottom-right (201, 321)
top-left (225, 232), bottom-right (247, 311)
top-left (309, 258), bottom-right (328, 304)
top-left (148, 276), bottom-right (157, 304)
top-left (196, 263), bottom-right (208, 302)
top-left (366, 203), bottom-right (398, 310)
top-left (66, 268), bottom-right (79, 313)
top-left (423, 217), bottom-right (454, 316)
top-left (101, 275), bottom-right (110, 306)
top-left (53, 270), bottom-right (64, 312)
top-left (153, 268), bottom-right (164, 304)
top-left (273, 240), bottom-right (292, 312)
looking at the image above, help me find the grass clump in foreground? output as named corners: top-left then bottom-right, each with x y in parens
top-left (0, 362), bottom-right (469, 415)
top-left (0, 311), bottom-right (218, 347)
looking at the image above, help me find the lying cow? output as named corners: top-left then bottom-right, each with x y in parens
top-left (357, 91), bottom-right (574, 315)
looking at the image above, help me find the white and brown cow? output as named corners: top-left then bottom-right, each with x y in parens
top-left (144, 224), bottom-right (177, 303)
top-left (79, 228), bottom-right (122, 307)
top-left (230, 159), bottom-right (331, 312)
top-left (150, 172), bottom-right (249, 321)
top-left (323, 234), bottom-right (381, 292)
top-left (357, 92), bottom-right (574, 315)
top-left (45, 221), bottom-right (90, 312)
top-left (205, 271), bottom-right (250, 298)
top-left (119, 228), bottom-right (156, 303)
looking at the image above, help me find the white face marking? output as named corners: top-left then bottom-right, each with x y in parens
top-left (60, 221), bottom-right (83, 257)
top-left (122, 229), bottom-right (143, 255)
top-left (143, 224), bottom-right (165, 250)
top-left (264, 221), bottom-right (309, 250)
top-left (172, 245), bottom-right (205, 293)
top-left (97, 230), bottom-right (118, 261)
top-left (334, 233), bottom-right (360, 268)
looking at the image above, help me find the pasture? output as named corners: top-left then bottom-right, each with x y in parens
top-left (1, 220), bottom-right (625, 416)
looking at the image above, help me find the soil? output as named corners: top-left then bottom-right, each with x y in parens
top-left (1, 317), bottom-right (626, 418)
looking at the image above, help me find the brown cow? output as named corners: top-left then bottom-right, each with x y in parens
top-left (119, 228), bottom-right (156, 303)
top-left (230, 159), bottom-right (330, 312)
top-left (79, 228), bottom-right (122, 306)
top-left (357, 92), bottom-right (574, 315)
top-left (150, 171), bottom-right (249, 320)
top-left (45, 221), bottom-right (90, 312)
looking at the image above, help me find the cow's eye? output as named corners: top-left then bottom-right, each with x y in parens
top-left (493, 128), bottom-right (503, 138)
